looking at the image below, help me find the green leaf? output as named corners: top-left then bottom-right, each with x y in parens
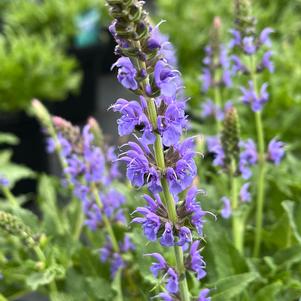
top-left (203, 221), bottom-right (248, 279)
top-left (0, 163), bottom-right (35, 187)
top-left (37, 175), bottom-right (66, 235)
top-left (26, 264), bottom-right (65, 290)
top-left (282, 200), bottom-right (301, 244)
top-left (0, 132), bottom-right (19, 145)
top-left (273, 245), bottom-right (301, 270)
top-left (253, 281), bottom-right (283, 301)
top-left (210, 272), bottom-right (259, 301)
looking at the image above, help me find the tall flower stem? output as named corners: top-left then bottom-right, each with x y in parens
top-left (249, 56), bottom-right (266, 257)
top-left (230, 161), bottom-right (243, 253)
top-left (213, 78), bottom-right (222, 133)
top-left (133, 40), bottom-right (191, 300)
top-left (253, 111), bottom-right (266, 257)
top-left (91, 184), bottom-right (123, 301)
top-left (91, 183), bottom-right (119, 253)
top-left (1, 187), bottom-right (18, 207)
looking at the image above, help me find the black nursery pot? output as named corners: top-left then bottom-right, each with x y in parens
top-left (0, 112), bottom-right (48, 196)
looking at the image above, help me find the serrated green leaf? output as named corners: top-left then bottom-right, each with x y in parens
top-left (253, 281), bottom-right (282, 301)
top-left (282, 200), bottom-right (301, 244)
top-left (210, 272), bottom-right (259, 301)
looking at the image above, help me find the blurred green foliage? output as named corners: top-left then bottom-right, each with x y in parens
top-left (3, 0), bottom-right (107, 40)
top-left (156, 0), bottom-right (301, 146)
top-left (0, 0), bottom-right (110, 112)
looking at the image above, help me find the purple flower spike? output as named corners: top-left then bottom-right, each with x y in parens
top-left (268, 138), bottom-right (285, 165)
top-left (166, 268), bottom-right (179, 294)
top-left (198, 288), bottom-right (211, 301)
top-left (160, 222), bottom-right (174, 247)
top-left (221, 196), bottom-right (231, 219)
top-left (112, 57), bottom-right (138, 90)
top-left (240, 183), bottom-right (251, 202)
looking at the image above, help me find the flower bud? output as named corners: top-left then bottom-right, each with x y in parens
top-left (221, 107), bottom-right (240, 171)
top-left (0, 211), bottom-right (37, 248)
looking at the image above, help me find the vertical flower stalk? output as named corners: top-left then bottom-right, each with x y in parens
top-left (32, 101), bottom-right (135, 300)
top-left (106, 0), bottom-right (209, 299)
top-left (221, 108), bottom-right (244, 252)
top-left (201, 16), bottom-right (232, 133)
top-left (230, 0), bottom-right (278, 256)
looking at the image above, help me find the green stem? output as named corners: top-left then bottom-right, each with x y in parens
top-left (72, 197), bottom-right (84, 240)
top-left (34, 245), bottom-right (46, 263)
top-left (230, 161), bottom-right (243, 253)
top-left (213, 83), bottom-right (222, 133)
top-left (91, 183), bottom-right (119, 253)
top-left (2, 187), bottom-right (18, 206)
top-left (249, 56), bottom-right (266, 257)
top-left (253, 111), bottom-right (266, 257)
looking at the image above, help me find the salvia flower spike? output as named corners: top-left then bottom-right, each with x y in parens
top-left (106, 0), bottom-right (210, 299)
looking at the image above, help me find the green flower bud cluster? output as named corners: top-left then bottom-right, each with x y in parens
top-left (0, 211), bottom-right (37, 248)
top-left (221, 107), bottom-right (240, 172)
top-left (234, 0), bottom-right (256, 37)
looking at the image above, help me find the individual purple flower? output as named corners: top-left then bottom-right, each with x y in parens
top-left (267, 138), bottom-right (285, 165)
top-left (120, 142), bottom-right (151, 188)
top-left (0, 175), bottom-right (9, 187)
top-left (239, 139), bottom-right (258, 179)
top-left (240, 81), bottom-right (269, 112)
top-left (259, 28), bottom-right (274, 47)
top-left (132, 209), bottom-right (161, 241)
top-left (155, 293), bottom-right (173, 301)
top-left (158, 101), bottom-right (187, 146)
top-left (186, 240), bottom-right (206, 280)
top-left (160, 222), bottom-right (175, 247)
top-left (201, 68), bottom-right (212, 92)
top-left (177, 226), bottom-right (192, 246)
top-left (147, 253), bottom-right (167, 277)
top-left (166, 268), bottom-right (179, 294)
top-left (110, 98), bottom-right (153, 140)
top-left (154, 60), bottom-right (179, 98)
top-left (111, 57), bottom-right (138, 90)
top-left (261, 51), bottom-right (274, 73)
top-left (198, 288), bottom-right (211, 301)
top-left (240, 183), bottom-right (251, 202)
top-left (229, 29), bottom-right (241, 48)
top-left (221, 196), bottom-right (231, 219)
top-left (242, 36), bottom-right (256, 55)
top-left (231, 55), bottom-right (247, 74)
top-left (207, 136), bottom-right (225, 167)
top-left (185, 187), bottom-right (207, 236)
top-left (148, 21), bottom-right (178, 67)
